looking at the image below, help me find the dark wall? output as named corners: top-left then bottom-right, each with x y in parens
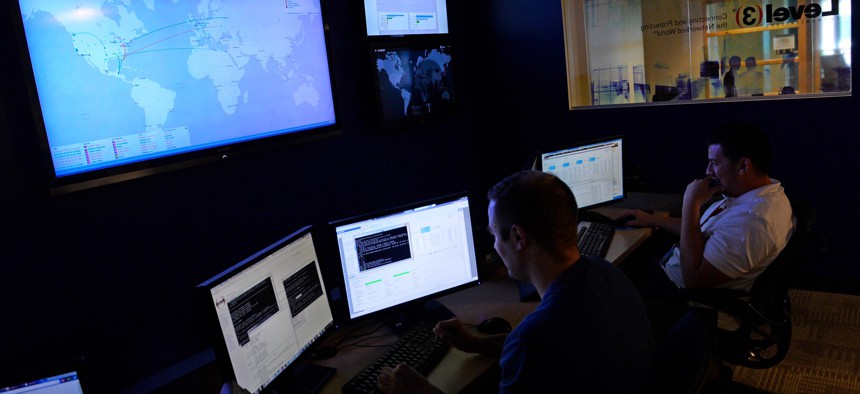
top-left (1, 1), bottom-right (857, 392)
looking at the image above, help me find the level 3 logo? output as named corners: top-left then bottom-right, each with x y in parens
top-left (735, 1), bottom-right (839, 27)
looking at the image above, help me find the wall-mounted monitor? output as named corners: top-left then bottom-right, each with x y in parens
top-left (329, 192), bottom-right (480, 330)
top-left (364, 0), bottom-right (449, 36)
top-left (370, 40), bottom-right (456, 129)
top-left (197, 226), bottom-right (336, 394)
top-left (11, 1), bottom-right (339, 195)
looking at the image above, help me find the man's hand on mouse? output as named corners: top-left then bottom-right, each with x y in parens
top-left (433, 318), bottom-right (479, 352)
top-left (619, 209), bottom-right (655, 227)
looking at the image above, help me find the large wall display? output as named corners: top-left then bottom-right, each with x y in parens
top-left (562, 0), bottom-right (851, 108)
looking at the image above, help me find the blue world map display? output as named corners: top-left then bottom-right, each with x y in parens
top-left (18, 0), bottom-right (336, 176)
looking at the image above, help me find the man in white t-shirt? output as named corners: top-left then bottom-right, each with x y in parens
top-left (618, 121), bottom-right (794, 336)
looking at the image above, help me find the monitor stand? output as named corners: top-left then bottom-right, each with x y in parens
top-left (267, 363), bottom-right (336, 394)
top-left (383, 299), bottom-right (455, 335)
top-left (580, 209), bottom-right (614, 224)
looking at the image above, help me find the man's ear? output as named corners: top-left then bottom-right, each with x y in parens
top-left (510, 224), bottom-right (526, 248)
top-left (738, 157), bottom-right (751, 174)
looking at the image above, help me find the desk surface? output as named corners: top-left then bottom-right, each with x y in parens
top-left (307, 219), bottom-right (657, 394)
top-left (309, 275), bottom-right (535, 394)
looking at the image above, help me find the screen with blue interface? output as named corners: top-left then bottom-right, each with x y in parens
top-left (539, 136), bottom-right (625, 210)
top-left (332, 193), bottom-right (479, 321)
top-left (15, 1), bottom-right (336, 189)
top-left (198, 226), bottom-right (334, 394)
top-left (364, 0), bottom-right (449, 36)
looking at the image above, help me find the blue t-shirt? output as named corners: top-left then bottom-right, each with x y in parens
top-left (499, 255), bottom-right (655, 393)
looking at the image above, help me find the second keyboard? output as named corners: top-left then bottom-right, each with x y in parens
top-left (578, 221), bottom-right (615, 258)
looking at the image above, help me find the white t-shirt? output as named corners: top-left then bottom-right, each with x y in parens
top-left (662, 179), bottom-right (794, 292)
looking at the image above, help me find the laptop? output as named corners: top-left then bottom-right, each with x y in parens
top-left (0, 357), bottom-right (88, 394)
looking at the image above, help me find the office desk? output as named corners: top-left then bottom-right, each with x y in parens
top-left (307, 222), bottom-right (657, 393)
top-left (591, 206), bottom-right (665, 266)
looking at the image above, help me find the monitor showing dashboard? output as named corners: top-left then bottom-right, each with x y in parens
top-left (537, 136), bottom-right (625, 210)
top-left (197, 226), bottom-right (334, 394)
top-left (363, 0), bottom-right (449, 36)
top-left (331, 192), bottom-right (480, 324)
top-left (12, 1), bottom-right (338, 194)
top-left (371, 41), bottom-right (455, 129)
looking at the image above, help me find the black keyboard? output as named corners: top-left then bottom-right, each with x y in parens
top-left (578, 221), bottom-right (615, 258)
top-left (342, 321), bottom-right (449, 394)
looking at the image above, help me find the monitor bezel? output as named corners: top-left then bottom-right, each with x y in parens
top-left (326, 191), bottom-right (482, 327)
top-left (196, 225), bottom-right (336, 393)
top-left (535, 134), bottom-right (626, 211)
top-left (8, 1), bottom-right (342, 196)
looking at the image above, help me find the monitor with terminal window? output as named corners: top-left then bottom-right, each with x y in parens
top-left (329, 192), bottom-right (481, 332)
top-left (197, 225), bottom-right (336, 394)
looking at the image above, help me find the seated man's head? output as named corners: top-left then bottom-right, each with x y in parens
top-left (486, 171), bottom-right (579, 280)
top-left (706, 122), bottom-right (773, 196)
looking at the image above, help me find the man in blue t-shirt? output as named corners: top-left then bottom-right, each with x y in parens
top-left (376, 170), bottom-right (655, 394)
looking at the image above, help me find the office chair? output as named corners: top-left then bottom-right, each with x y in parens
top-left (646, 198), bottom-right (816, 393)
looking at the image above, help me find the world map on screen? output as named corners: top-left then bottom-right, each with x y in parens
top-left (375, 47), bottom-right (453, 121)
top-left (19, 0), bottom-right (336, 176)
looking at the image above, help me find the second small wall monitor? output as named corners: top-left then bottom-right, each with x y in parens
top-left (371, 41), bottom-right (455, 128)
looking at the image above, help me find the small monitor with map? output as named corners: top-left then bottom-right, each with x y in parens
top-left (371, 40), bottom-right (455, 129)
top-left (11, 1), bottom-right (339, 195)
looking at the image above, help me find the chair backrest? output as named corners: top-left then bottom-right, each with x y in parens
top-left (748, 197), bottom-right (816, 318)
top-left (714, 197), bottom-right (816, 369)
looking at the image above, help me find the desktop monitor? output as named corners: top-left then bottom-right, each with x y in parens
top-left (0, 357), bottom-right (87, 394)
top-left (329, 192), bottom-right (481, 330)
top-left (363, 0), bottom-right (450, 36)
top-left (370, 40), bottom-right (456, 129)
top-left (197, 226), bottom-right (335, 394)
top-left (11, 1), bottom-right (339, 195)
top-left (536, 135), bottom-right (625, 211)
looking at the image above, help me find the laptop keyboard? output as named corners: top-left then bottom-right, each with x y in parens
top-left (578, 221), bottom-right (615, 258)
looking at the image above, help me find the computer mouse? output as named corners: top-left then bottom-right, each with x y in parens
top-left (477, 317), bottom-right (512, 334)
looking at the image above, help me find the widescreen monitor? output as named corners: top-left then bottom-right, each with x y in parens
top-left (330, 192), bottom-right (480, 328)
top-left (11, 1), bottom-right (338, 195)
top-left (371, 41), bottom-right (455, 129)
top-left (197, 226), bottom-right (335, 394)
top-left (537, 136), bottom-right (625, 211)
top-left (364, 0), bottom-right (449, 36)
top-left (0, 357), bottom-right (87, 394)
